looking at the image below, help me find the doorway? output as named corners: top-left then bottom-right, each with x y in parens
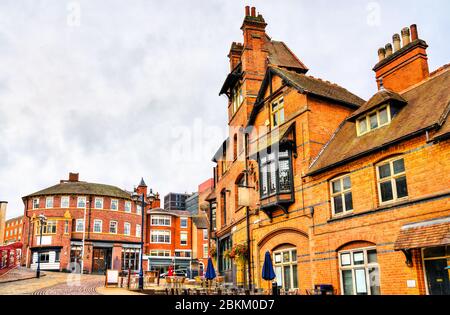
top-left (425, 259), bottom-right (450, 295)
top-left (92, 247), bottom-right (112, 274)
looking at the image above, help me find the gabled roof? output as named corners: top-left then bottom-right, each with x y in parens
top-left (24, 181), bottom-right (132, 200)
top-left (347, 89), bottom-right (407, 121)
top-left (248, 66), bottom-right (365, 125)
top-left (308, 66), bottom-right (450, 176)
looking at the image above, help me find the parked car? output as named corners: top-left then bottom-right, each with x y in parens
top-left (160, 269), bottom-right (187, 278)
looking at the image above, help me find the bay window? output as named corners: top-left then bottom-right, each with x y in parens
top-left (259, 148), bottom-right (293, 198)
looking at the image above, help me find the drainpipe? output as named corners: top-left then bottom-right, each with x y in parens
top-left (24, 199), bottom-right (31, 268)
top-left (244, 132), bottom-right (253, 290)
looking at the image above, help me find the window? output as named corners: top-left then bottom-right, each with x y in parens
top-left (219, 237), bottom-right (232, 272)
top-left (77, 196), bottom-right (86, 208)
top-left (109, 221), bottom-right (118, 234)
top-left (125, 201), bottom-right (131, 213)
top-left (150, 250), bottom-right (170, 257)
top-left (151, 215), bottom-right (171, 226)
top-left (75, 219), bottom-right (84, 233)
top-left (339, 247), bottom-right (380, 295)
top-left (136, 224), bottom-right (141, 238)
top-left (377, 158), bottom-right (408, 204)
top-left (357, 105), bottom-right (392, 136)
top-left (111, 199), bottom-right (118, 211)
top-left (94, 197), bottom-right (103, 209)
top-left (330, 175), bottom-right (353, 216)
top-left (124, 222), bottom-right (131, 236)
top-left (93, 220), bottom-right (102, 233)
top-left (150, 230), bottom-right (171, 244)
top-left (232, 85), bottom-right (243, 114)
top-left (271, 97), bottom-right (285, 127)
top-left (180, 217), bottom-right (188, 228)
top-left (64, 221), bottom-right (69, 234)
top-left (211, 202), bottom-right (217, 231)
top-left (36, 220), bottom-right (57, 235)
top-left (259, 149), bottom-right (293, 198)
top-left (203, 244), bottom-right (209, 258)
top-left (38, 252), bottom-right (50, 263)
top-left (220, 190), bottom-right (227, 226)
top-left (203, 229), bottom-right (208, 240)
top-left (46, 197), bottom-right (54, 208)
top-left (121, 248), bottom-right (140, 271)
top-left (61, 196), bottom-right (70, 208)
top-left (136, 204), bottom-right (142, 215)
top-left (180, 232), bottom-right (188, 246)
top-left (273, 248), bottom-right (298, 290)
top-left (32, 198), bottom-right (40, 209)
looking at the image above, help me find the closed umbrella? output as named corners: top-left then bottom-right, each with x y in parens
top-left (205, 257), bottom-right (216, 293)
top-left (262, 251), bottom-right (276, 294)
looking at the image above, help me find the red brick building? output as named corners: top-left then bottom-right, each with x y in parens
top-left (3, 215), bottom-right (23, 244)
top-left (209, 6), bottom-right (449, 295)
top-left (21, 173), bottom-right (159, 274)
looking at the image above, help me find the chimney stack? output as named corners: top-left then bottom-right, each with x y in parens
top-left (401, 27), bottom-right (411, 47)
top-left (245, 6), bottom-right (250, 17)
top-left (378, 48), bottom-right (386, 61)
top-left (68, 172), bottom-right (79, 182)
top-left (373, 24), bottom-right (429, 92)
top-left (251, 7), bottom-right (256, 17)
top-left (385, 43), bottom-right (393, 57)
top-left (393, 34), bottom-right (401, 52)
top-left (410, 24), bottom-right (418, 41)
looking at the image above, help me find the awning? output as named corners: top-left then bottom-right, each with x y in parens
top-left (249, 121), bottom-right (296, 158)
top-left (394, 216), bottom-right (450, 250)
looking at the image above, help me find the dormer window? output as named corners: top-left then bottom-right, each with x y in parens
top-left (357, 105), bottom-right (392, 136)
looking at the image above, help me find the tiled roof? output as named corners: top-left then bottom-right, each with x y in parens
top-left (271, 67), bottom-right (365, 108)
top-left (347, 89), bottom-right (407, 120)
top-left (249, 121), bottom-right (296, 157)
top-left (266, 41), bottom-right (308, 72)
top-left (308, 67), bottom-right (450, 175)
top-left (192, 215), bottom-right (209, 229)
top-left (24, 181), bottom-right (132, 200)
top-left (394, 217), bottom-right (450, 250)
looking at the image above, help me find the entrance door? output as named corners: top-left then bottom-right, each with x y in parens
top-left (425, 259), bottom-right (450, 295)
top-left (92, 248), bottom-right (112, 274)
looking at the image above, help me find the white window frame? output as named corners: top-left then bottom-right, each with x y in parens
top-left (357, 105), bottom-right (392, 136)
top-left (150, 230), bottom-right (171, 244)
top-left (338, 247), bottom-right (380, 295)
top-left (32, 198), bottom-right (40, 209)
top-left (270, 97), bottom-right (285, 127)
top-left (75, 219), bottom-right (84, 233)
top-left (273, 247), bottom-right (298, 291)
top-left (136, 204), bottom-right (142, 215)
top-left (203, 244), bottom-right (209, 258)
top-left (180, 217), bottom-right (188, 228)
top-left (109, 221), bottom-right (118, 234)
top-left (149, 250), bottom-right (171, 257)
top-left (94, 197), bottom-right (104, 209)
top-left (45, 196), bottom-right (54, 208)
top-left (125, 201), bottom-right (131, 213)
top-left (61, 196), bottom-right (70, 208)
top-left (151, 215), bottom-right (171, 227)
top-left (77, 196), bottom-right (87, 208)
top-left (124, 222), bottom-right (131, 236)
top-left (376, 157), bottom-right (408, 205)
top-left (93, 219), bottom-right (102, 233)
top-left (180, 231), bottom-right (188, 246)
top-left (136, 224), bottom-right (141, 238)
top-left (330, 175), bottom-right (353, 217)
top-left (203, 229), bottom-right (208, 240)
top-left (111, 199), bottom-right (118, 211)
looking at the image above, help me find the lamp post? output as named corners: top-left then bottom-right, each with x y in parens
top-left (132, 189), bottom-right (155, 290)
top-left (36, 214), bottom-right (47, 279)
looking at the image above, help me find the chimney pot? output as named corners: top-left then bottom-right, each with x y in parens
top-left (385, 43), bottom-right (393, 57)
top-left (378, 47), bottom-right (386, 61)
top-left (245, 6), bottom-right (250, 17)
top-left (410, 24), bottom-right (418, 41)
top-left (401, 27), bottom-right (411, 47)
top-left (251, 7), bottom-right (256, 17)
top-left (393, 33), bottom-right (401, 52)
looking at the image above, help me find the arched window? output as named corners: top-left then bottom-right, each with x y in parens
top-left (273, 245), bottom-right (298, 291)
top-left (235, 174), bottom-right (245, 210)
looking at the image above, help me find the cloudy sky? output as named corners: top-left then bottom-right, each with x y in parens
top-left (0, 0), bottom-right (448, 218)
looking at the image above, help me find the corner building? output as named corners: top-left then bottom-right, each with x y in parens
top-left (209, 6), bottom-right (450, 295)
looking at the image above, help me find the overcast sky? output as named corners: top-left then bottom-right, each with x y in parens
top-left (0, 0), bottom-right (448, 219)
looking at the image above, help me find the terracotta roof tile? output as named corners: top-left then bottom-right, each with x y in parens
top-left (394, 217), bottom-right (450, 250)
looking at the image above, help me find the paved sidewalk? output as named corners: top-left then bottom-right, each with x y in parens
top-left (0, 267), bottom-right (38, 284)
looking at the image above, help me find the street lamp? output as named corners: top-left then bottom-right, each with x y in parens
top-left (132, 188), bottom-right (155, 290)
top-left (36, 214), bottom-right (47, 278)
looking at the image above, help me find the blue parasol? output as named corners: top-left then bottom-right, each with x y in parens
top-left (262, 250), bottom-right (276, 280)
top-left (205, 257), bottom-right (216, 280)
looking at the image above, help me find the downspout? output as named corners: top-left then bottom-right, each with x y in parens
top-left (24, 199), bottom-right (31, 268)
top-left (87, 195), bottom-right (93, 240)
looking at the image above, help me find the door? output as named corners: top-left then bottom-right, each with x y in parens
top-left (425, 259), bottom-right (450, 295)
top-left (92, 248), bottom-right (112, 274)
